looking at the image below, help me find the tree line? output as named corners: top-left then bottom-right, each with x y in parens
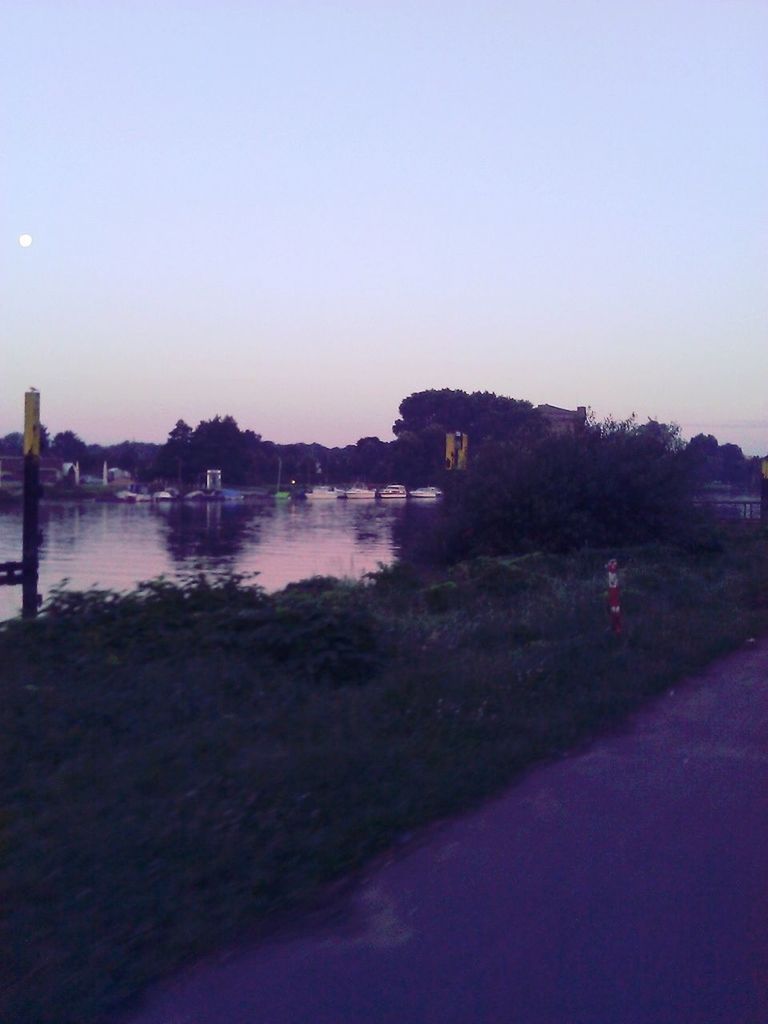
top-left (0, 388), bottom-right (761, 494)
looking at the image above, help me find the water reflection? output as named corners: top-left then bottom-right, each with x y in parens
top-left (159, 502), bottom-right (260, 566)
top-left (392, 501), bottom-right (447, 564)
top-left (0, 499), bottom-right (439, 620)
top-left (350, 506), bottom-right (395, 544)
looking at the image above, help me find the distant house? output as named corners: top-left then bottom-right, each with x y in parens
top-left (0, 455), bottom-right (64, 485)
top-left (537, 404), bottom-right (587, 436)
top-left (62, 462), bottom-right (81, 485)
top-left (107, 467), bottom-right (132, 486)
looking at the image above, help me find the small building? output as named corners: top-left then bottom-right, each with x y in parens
top-left (62, 461), bottom-right (81, 485)
top-left (206, 469), bottom-right (222, 490)
top-left (107, 467), bottom-right (132, 486)
top-left (537, 404), bottom-right (587, 436)
top-left (0, 455), bottom-right (64, 485)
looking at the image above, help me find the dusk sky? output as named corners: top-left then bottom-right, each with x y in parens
top-left (3, 1), bottom-right (766, 452)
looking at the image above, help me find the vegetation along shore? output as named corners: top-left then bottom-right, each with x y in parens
top-left (4, 523), bottom-right (768, 1023)
top-left (1, 388), bottom-right (763, 494)
top-left (3, 390), bottom-right (767, 1022)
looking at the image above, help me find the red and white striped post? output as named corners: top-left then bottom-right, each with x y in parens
top-left (606, 558), bottom-right (622, 635)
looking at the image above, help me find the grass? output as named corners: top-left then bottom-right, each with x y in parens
top-left (2, 527), bottom-right (768, 1023)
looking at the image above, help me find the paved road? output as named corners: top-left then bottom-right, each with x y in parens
top-left (122, 641), bottom-right (768, 1024)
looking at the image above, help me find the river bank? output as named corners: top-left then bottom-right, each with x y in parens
top-left (3, 526), bottom-right (768, 1023)
top-left (121, 636), bottom-right (768, 1024)
top-left (0, 498), bottom-right (407, 620)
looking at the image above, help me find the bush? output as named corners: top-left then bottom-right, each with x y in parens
top-left (423, 580), bottom-right (459, 612)
top-left (5, 536), bottom-right (768, 1024)
top-left (257, 587), bottom-right (379, 684)
top-left (5, 575), bottom-right (380, 686)
top-left (436, 418), bottom-right (709, 560)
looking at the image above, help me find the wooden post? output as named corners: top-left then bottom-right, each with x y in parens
top-left (22, 389), bottom-right (41, 617)
top-left (761, 459), bottom-right (768, 521)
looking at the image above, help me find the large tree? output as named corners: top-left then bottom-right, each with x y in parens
top-left (190, 416), bottom-right (245, 483)
top-left (153, 416), bottom-right (265, 485)
top-left (51, 430), bottom-right (88, 463)
top-left (393, 389), bottom-right (542, 444)
top-left (152, 420), bottom-right (194, 482)
top-left (682, 433), bottom-right (749, 488)
top-left (437, 414), bottom-right (700, 560)
top-left (103, 441), bottom-right (160, 480)
top-left (0, 432), bottom-right (23, 455)
top-left (391, 389), bottom-right (543, 482)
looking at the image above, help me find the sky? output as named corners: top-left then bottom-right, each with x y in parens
top-left (2, 1), bottom-right (766, 452)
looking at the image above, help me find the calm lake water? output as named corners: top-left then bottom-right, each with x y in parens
top-left (0, 499), bottom-right (435, 621)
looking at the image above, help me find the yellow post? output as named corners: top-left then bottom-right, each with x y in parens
top-left (445, 432), bottom-right (456, 470)
top-left (445, 431), bottom-right (469, 470)
top-left (22, 389), bottom-right (41, 616)
top-left (24, 390), bottom-right (41, 456)
top-left (457, 432), bottom-right (469, 470)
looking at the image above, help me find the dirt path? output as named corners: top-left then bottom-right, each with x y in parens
top-left (120, 640), bottom-right (768, 1024)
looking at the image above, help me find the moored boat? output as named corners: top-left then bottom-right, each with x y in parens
top-left (304, 486), bottom-right (341, 500)
top-left (409, 486), bottom-right (443, 499)
top-left (378, 483), bottom-right (407, 499)
top-left (338, 486), bottom-right (377, 499)
top-left (115, 489), bottom-right (153, 503)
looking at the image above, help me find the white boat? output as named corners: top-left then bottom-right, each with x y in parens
top-left (409, 486), bottom-right (443, 499)
top-left (338, 486), bottom-right (377, 500)
top-left (305, 486), bottom-right (341, 500)
top-left (378, 484), bottom-right (407, 499)
top-left (152, 490), bottom-right (174, 501)
top-left (116, 490), bottom-right (152, 504)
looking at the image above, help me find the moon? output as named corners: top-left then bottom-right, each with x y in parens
top-left (18, 233), bottom-right (33, 248)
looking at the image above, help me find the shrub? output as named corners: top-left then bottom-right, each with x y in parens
top-left (437, 418), bottom-right (709, 560)
top-left (256, 588), bottom-right (379, 684)
top-left (4, 575), bottom-right (380, 687)
top-left (423, 581), bottom-right (459, 612)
